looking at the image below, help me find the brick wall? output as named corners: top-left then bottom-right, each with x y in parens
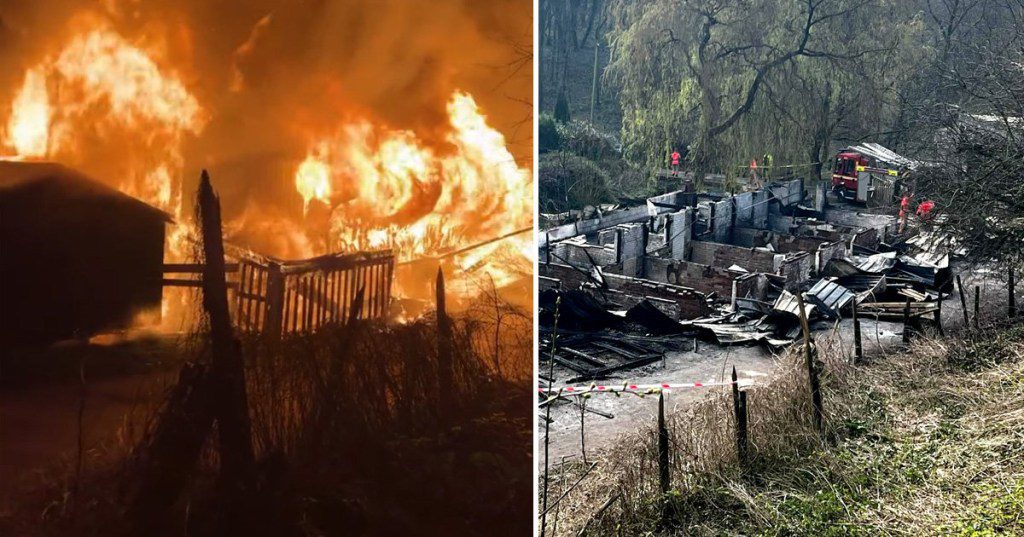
top-left (618, 223), bottom-right (647, 277)
top-left (552, 240), bottom-right (617, 268)
top-left (539, 262), bottom-right (589, 290)
top-left (602, 273), bottom-right (709, 319)
top-left (779, 252), bottom-right (813, 290)
top-left (646, 257), bottom-right (739, 298)
top-left (735, 190), bottom-right (769, 229)
top-left (689, 240), bottom-right (778, 273)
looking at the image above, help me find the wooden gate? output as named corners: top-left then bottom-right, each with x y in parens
top-left (234, 250), bottom-right (394, 338)
top-left (163, 249), bottom-right (395, 337)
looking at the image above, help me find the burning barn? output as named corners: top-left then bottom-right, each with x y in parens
top-left (0, 160), bottom-right (170, 344)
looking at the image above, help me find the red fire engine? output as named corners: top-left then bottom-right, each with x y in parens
top-left (831, 143), bottom-right (917, 204)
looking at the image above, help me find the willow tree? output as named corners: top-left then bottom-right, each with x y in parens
top-left (603, 0), bottom-right (917, 178)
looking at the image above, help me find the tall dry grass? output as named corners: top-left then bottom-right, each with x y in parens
top-left (547, 278), bottom-right (1022, 536)
top-left (1, 293), bottom-right (533, 536)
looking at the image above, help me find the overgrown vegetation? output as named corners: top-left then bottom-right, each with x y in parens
top-left (539, 117), bottom-right (654, 213)
top-left (0, 304), bottom-right (532, 536)
top-left (539, 151), bottom-right (613, 213)
top-left (547, 316), bottom-right (1024, 536)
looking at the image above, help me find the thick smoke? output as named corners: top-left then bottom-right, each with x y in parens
top-left (0, 0), bottom-right (532, 259)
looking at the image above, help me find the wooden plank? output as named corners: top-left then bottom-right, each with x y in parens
top-left (263, 263), bottom-right (284, 342)
top-left (303, 275), bottom-right (313, 330)
top-left (566, 354), bottom-right (663, 383)
top-left (545, 354), bottom-right (593, 374)
top-left (557, 347), bottom-right (606, 367)
top-left (320, 273), bottom-right (329, 325)
top-left (234, 263), bottom-right (247, 326)
top-left (287, 281), bottom-right (297, 334)
top-left (589, 341), bottom-right (640, 360)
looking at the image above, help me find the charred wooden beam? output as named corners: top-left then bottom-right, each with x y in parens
top-left (565, 354), bottom-right (663, 383)
top-left (557, 347), bottom-right (606, 367)
top-left (197, 170), bottom-right (255, 507)
top-left (589, 341), bottom-right (641, 360)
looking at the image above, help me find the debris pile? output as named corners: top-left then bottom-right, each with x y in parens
top-left (539, 179), bottom-right (952, 385)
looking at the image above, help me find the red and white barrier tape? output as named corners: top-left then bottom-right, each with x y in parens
top-left (539, 379), bottom-right (754, 399)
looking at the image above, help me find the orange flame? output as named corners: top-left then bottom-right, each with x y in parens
top-left (3, 25), bottom-right (206, 219)
top-left (295, 147), bottom-right (332, 212)
top-left (6, 67), bottom-right (51, 157)
top-left (3, 23), bottom-right (208, 328)
top-left (294, 91), bottom-right (532, 292)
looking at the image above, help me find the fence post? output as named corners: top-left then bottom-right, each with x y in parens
top-left (795, 291), bottom-right (823, 435)
top-left (197, 170), bottom-right (255, 527)
top-left (902, 297), bottom-right (912, 344)
top-left (935, 293), bottom-right (945, 337)
top-left (974, 285), bottom-right (981, 330)
top-left (957, 275), bottom-right (969, 327)
top-left (658, 391), bottom-right (671, 526)
top-left (263, 262), bottom-right (285, 344)
top-left (436, 267), bottom-right (454, 419)
top-left (852, 299), bottom-right (863, 364)
top-left (731, 366), bottom-right (748, 467)
top-left (1009, 268), bottom-right (1016, 318)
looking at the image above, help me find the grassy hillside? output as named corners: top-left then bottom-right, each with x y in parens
top-left (548, 321), bottom-right (1024, 536)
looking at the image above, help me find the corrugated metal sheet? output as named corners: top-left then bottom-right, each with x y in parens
top-left (773, 290), bottom-right (816, 319)
top-left (806, 278), bottom-right (855, 317)
top-left (853, 252), bottom-right (896, 273)
top-left (692, 319), bottom-right (772, 345)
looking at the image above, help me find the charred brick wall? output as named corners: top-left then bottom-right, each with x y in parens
top-left (602, 273), bottom-right (709, 319)
top-left (689, 240), bottom-right (778, 273)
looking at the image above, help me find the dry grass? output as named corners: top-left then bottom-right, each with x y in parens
top-left (547, 314), bottom-right (1024, 536)
top-left (1, 300), bottom-right (533, 536)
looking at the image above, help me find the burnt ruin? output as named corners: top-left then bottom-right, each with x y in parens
top-left (539, 176), bottom-right (950, 381)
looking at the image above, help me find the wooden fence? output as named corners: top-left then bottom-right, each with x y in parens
top-left (163, 249), bottom-right (395, 339)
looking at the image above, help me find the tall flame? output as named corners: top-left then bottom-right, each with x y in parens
top-left (3, 24), bottom-right (208, 327)
top-left (295, 147), bottom-right (332, 212)
top-left (294, 91), bottom-right (532, 291)
top-left (6, 67), bottom-right (51, 157)
top-left (3, 26), bottom-right (205, 218)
